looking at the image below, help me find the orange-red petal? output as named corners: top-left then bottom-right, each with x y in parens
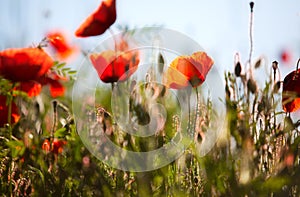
top-left (282, 69), bottom-right (300, 112)
top-left (47, 31), bottom-right (75, 60)
top-left (75, 0), bottom-right (116, 37)
top-left (165, 62), bottom-right (190, 89)
top-left (90, 49), bottom-right (139, 83)
top-left (0, 95), bottom-right (20, 127)
top-left (0, 48), bottom-right (54, 82)
top-left (165, 52), bottom-right (214, 89)
top-left (52, 139), bottom-right (67, 154)
top-left (18, 81), bottom-right (42, 97)
top-left (42, 139), bottom-right (51, 153)
top-left (49, 80), bottom-right (65, 98)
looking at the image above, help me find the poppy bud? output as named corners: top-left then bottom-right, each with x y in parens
top-left (272, 81), bottom-right (281, 94)
top-left (249, 2), bottom-right (254, 12)
top-left (234, 62), bottom-right (242, 77)
top-left (254, 58), bottom-right (262, 69)
top-left (257, 101), bottom-right (265, 113)
top-left (247, 78), bottom-right (257, 94)
top-left (272, 61), bottom-right (278, 71)
top-left (158, 53), bottom-right (165, 74)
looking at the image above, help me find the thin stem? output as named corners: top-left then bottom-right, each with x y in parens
top-left (188, 92), bottom-right (191, 134)
top-left (51, 100), bottom-right (58, 139)
top-left (7, 96), bottom-right (13, 196)
top-left (248, 2), bottom-right (254, 76)
top-left (7, 83), bottom-right (16, 196)
top-left (195, 87), bottom-right (200, 138)
top-left (272, 63), bottom-right (277, 134)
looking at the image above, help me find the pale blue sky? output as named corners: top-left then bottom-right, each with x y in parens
top-left (0, 0), bottom-right (299, 77)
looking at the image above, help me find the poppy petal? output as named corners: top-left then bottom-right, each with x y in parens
top-left (90, 48), bottom-right (139, 83)
top-left (0, 48), bottom-right (54, 82)
top-left (282, 69), bottom-right (300, 112)
top-left (75, 0), bottom-right (116, 37)
top-left (19, 81), bottom-right (42, 97)
top-left (165, 59), bottom-right (190, 89)
top-left (49, 80), bottom-right (65, 98)
top-left (165, 52), bottom-right (214, 89)
top-left (47, 31), bottom-right (76, 60)
top-left (190, 51), bottom-right (214, 81)
top-left (0, 95), bottom-right (20, 127)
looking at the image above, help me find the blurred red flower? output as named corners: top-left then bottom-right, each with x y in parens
top-left (52, 138), bottom-right (67, 154)
top-left (75, 0), bottom-right (116, 37)
top-left (282, 69), bottom-right (300, 112)
top-left (0, 48), bottom-right (53, 81)
top-left (280, 49), bottom-right (292, 65)
top-left (42, 139), bottom-right (51, 153)
top-left (0, 48), bottom-right (65, 97)
top-left (0, 95), bottom-right (20, 127)
top-left (165, 52), bottom-right (214, 89)
top-left (90, 40), bottom-right (139, 83)
top-left (42, 138), bottom-right (67, 154)
top-left (47, 31), bottom-right (76, 60)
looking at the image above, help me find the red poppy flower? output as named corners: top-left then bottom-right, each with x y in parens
top-left (0, 48), bottom-right (65, 97)
top-left (18, 81), bottom-right (42, 97)
top-left (37, 72), bottom-right (66, 98)
top-left (0, 48), bottom-right (53, 82)
top-left (42, 138), bottom-right (67, 154)
top-left (165, 52), bottom-right (214, 89)
top-left (282, 69), bottom-right (300, 112)
top-left (52, 138), bottom-right (67, 154)
top-left (0, 95), bottom-right (20, 127)
top-left (47, 31), bottom-right (76, 60)
top-left (75, 0), bottom-right (116, 37)
top-left (280, 49), bottom-right (292, 65)
top-left (90, 41), bottom-right (139, 83)
top-left (42, 139), bottom-right (51, 153)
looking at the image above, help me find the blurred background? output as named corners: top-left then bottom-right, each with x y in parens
top-left (0, 0), bottom-right (299, 78)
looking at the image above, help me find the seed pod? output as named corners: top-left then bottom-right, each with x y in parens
top-left (272, 61), bottom-right (278, 71)
top-left (257, 101), bottom-right (265, 113)
top-left (254, 58), bottom-right (262, 69)
top-left (247, 78), bottom-right (257, 94)
top-left (250, 2), bottom-right (254, 12)
top-left (234, 62), bottom-right (242, 77)
top-left (158, 52), bottom-right (165, 74)
top-left (272, 81), bottom-right (281, 93)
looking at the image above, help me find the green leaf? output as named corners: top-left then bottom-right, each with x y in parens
top-left (6, 139), bottom-right (25, 158)
top-left (54, 127), bottom-right (68, 138)
top-left (261, 176), bottom-right (289, 192)
top-left (62, 67), bottom-right (71, 72)
top-left (28, 165), bottom-right (45, 186)
top-left (68, 70), bottom-right (77, 75)
top-left (56, 62), bottom-right (67, 69)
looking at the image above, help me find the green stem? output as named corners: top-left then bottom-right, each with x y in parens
top-left (187, 87), bottom-right (192, 136)
top-left (51, 100), bottom-right (58, 139)
top-left (7, 94), bottom-right (13, 196)
top-left (195, 87), bottom-right (200, 137)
